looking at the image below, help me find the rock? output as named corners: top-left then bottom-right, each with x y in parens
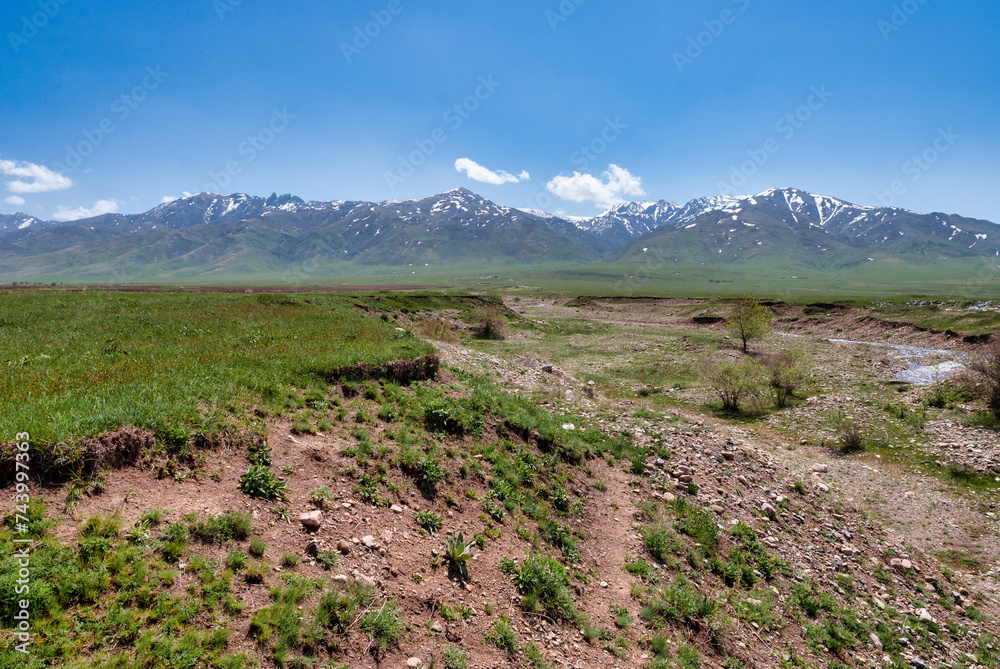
top-left (390, 504), bottom-right (403, 513)
top-left (911, 658), bottom-right (926, 669)
top-left (407, 657), bottom-right (422, 668)
top-left (916, 608), bottom-right (934, 623)
top-left (600, 581), bottom-right (608, 588)
top-left (870, 632), bottom-right (883, 649)
top-left (430, 621), bottom-right (444, 633)
top-left (305, 540), bottom-right (322, 557)
top-left (761, 502), bottom-right (776, 515)
top-left (663, 492), bottom-right (677, 502)
top-left (351, 569), bottom-right (376, 588)
top-left (337, 539), bottom-right (352, 554)
top-left (722, 452), bottom-right (735, 461)
top-left (810, 463), bottom-right (829, 473)
top-left (542, 365), bottom-right (554, 373)
top-left (361, 535), bottom-right (376, 547)
top-left (332, 574), bottom-right (349, 584)
top-left (711, 505), bottom-right (725, 514)
top-left (298, 510), bottom-right (323, 530)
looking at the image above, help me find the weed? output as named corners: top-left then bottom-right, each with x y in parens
top-left (316, 550), bottom-right (339, 570)
top-left (358, 600), bottom-right (406, 656)
top-left (239, 465), bottom-right (290, 501)
top-left (445, 533), bottom-right (475, 580)
top-left (485, 616), bottom-right (519, 654)
top-left (415, 510), bottom-right (444, 534)
top-left (442, 645), bottom-right (468, 669)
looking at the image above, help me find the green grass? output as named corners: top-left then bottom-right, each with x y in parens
top-left (0, 290), bottom-right (434, 448)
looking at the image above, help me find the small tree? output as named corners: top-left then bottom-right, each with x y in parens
top-left (969, 338), bottom-right (1000, 418)
top-left (726, 293), bottom-right (773, 353)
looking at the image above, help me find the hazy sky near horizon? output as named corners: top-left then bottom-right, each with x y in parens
top-left (1, 0), bottom-right (997, 221)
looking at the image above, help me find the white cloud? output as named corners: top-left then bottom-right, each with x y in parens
top-left (52, 199), bottom-right (120, 222)
top-left (455, 158), bottom-right (530, 185)
top-left (160, 191), bottom-right (193, 204)
top-left (545, 164), bottom-right (645, 208)
top-left (5, 195), bottom-right (26, 206)
top-left (0, 159), bottom-right (74, 194)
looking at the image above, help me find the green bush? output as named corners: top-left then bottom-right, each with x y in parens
top-left (510, 552), bottom-right (577, 620)
top-left (640, 576), bottom-right (717, 628)
top-left (239, 466), bottom-right (290, 501)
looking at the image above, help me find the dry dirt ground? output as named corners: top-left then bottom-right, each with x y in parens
top-left (36, 296), bottom-right (1000, 669)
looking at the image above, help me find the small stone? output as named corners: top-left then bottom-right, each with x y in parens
top-left (390, 504), bottom-right (403, 513)
top-left (761, 502), bottom-right (776, 515)
top-left (332, 574), bottom-right (349, 584)
top-left (810, 463), bottom-right (829, 473)
top-left (711, 505), bottom-right (725, 514)
top-left (407, 657), bottom-right (422, 668)
top-left (431, 621), bottom-right (444, 633)
top-left (298, 510), bottom-right (323, 530)
top-left (870, 632), bottom-right (883, 649)
top-left (911, 658), bottom-right (926, 669)
top-left (361, 535), bottom-right (376, 547)
top-left (916, 608), bottom-right (934, 623)
top-left (337, 539), bottom-right (352, 554)
top-left (600, 581), bottom-right (608, 588)
top-left (305, 540), bottom-right (322, 557)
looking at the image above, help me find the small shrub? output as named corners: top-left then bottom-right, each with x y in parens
top-left (510, 552), bottom-right (577, 620)
top-left (239, 465), bottom-right (290, 501)
top-left (970, 339), bottom-right (1000, 417)
top-left (760, 349), bottom-right (807, 407)
top-left (281, 553), bottom-right (300, 568)
top-left (702, 358), bottom-right (766, 413)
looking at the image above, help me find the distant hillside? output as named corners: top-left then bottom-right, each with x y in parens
top-left (0, 186), bottom-right (996, 283)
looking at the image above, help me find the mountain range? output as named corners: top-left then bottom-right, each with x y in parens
top-left (1, 187), bottom-right (997, 283)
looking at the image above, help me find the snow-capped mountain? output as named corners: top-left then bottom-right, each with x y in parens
top-left (0, 213), bottom-right (46, 239)
top-left (1, 186), bottom-right (996, 281)
top-left (616, 187), bottom-right (1000, 264)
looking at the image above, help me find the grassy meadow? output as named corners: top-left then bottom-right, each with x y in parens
top-left (0, 290), bottom-right (437, 446)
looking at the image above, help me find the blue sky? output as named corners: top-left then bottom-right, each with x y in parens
top-left (1, 0), bottom-right (997, 221)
